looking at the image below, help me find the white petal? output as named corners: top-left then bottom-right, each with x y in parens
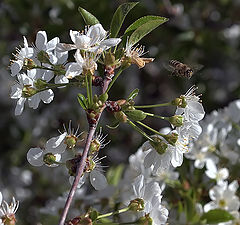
top-left (20, 73), bottom-right (33, 85)
top-left (36, 31), bottom-right (47, 50)
top-left (0, 192), bottom-right (2, 205)
top-left (144, 150), bottom-right (155, 168)
top-left (39, 89), bottom-right (54, 104)
top-left (206, 160), bottom-right (217, 173)
top-left (229, 180), bottom-right (239, 192)
top-left (10, 84), bottom-right (22, 99)
top-left (46, 37), bottom-right (59, 51)
top-left (69, 30), bottom-right (78, 44)
top-left (65, 63), bottom-right (83, 79)
top-left (10, 61), bottom-right (23, 76)
top-left (90, 170), bottom-right (108, 190)
top-left (54, 75), bottom-right (69, 85)
top-left (87, 24), bottom-right (107, 43)
top-left (133, 175), bottom-right (145, 197)
top-left (171, 150), bottom-right (183, 167)
top-left (188, 101), bottom-right (205, 121)
top-left (27, 148), bottom-right (44, 167)
top-left (28, 95), bottom-right (41, 109)
top-left (56, 43), bottom-right (76, 52)
top-left (75, 35), bottom-right (91, 49)
top-left (100, 38), bottom-right (121, 48)
top-left (46, 132), bottom-right (67, 154)
top-left (15, 97), bottom-right (26, 115)
top-left (204, 202), bottom-right (216, 212)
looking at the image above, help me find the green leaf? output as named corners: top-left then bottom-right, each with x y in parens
top-left (200, 209), bottom-right (234, 224)
top-left (128, 17), bottom-right (168, 46)
top-left (107, 164), bottom-right (124, 186)
top-left (78, 7), bottom-right (99, 25)
top-left (125, 110), bottom-right (146, 121)
top-left (77, 94), bottom-right (88, 110)
top-left (127, 88), bottom-right (139, 101)
top-left (185, 194), bottom-right (197, 221)
top-left (125, 15), bottom-right (164, 34)
top-left (110, 2), bottom-right (138, 38)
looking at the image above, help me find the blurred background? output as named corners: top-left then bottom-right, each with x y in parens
top-left (1, 0), bottom-right (240, 224)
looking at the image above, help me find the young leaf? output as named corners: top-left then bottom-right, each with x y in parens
top-left (128, 17), bottom-right (168, 46)
top-left (127, 88), bottom-right (139, 101)
top-left (200, 209), bottom-right (234, 224)
top-left (77, 93), bottom-right (88, 110)
top-left (78, 7), bottom-right (99, 25)
top-left (110, 2), bottom-right (139, 38)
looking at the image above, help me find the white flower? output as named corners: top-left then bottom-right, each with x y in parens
top-left (57, 24), bottom-right (121, 53)
top-left (70, 155), bottom-right (108, 190)
top-left (0, 192), bottom-right (19, 224)
top-left (10, 70), bottom-right (54, 115)
top-left (205, 160), bottom-right (229, 185)
top-left (10, 36), bottom-right (34, 76)
top-left (131, 175), bottom-right (169, 225)
top-left (204, 181), bottom-right (240, 213)
top-left (176, 85), bottom-right (205, 122)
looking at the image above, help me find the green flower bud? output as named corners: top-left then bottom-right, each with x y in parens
top-left (168, 115), bottom-right (184, 127)
top-left (93, 94), bottom-right (98, 103)
top-left (22, 85), bottom-right (37, 98)
top-left (23, 58), bottom-right (37, 69)
top-left (162, 132), bottom-right (179, 146)
top-left (53, 64), bottom-right (66, 75)
top-left (150, 137), bottom-right (168, 154)
top-left (43, 153), bottom-right (57, 166)
top-left (125, 110), bottom-right (146, 121)
top-left (137, 214), bottom-right (152, 225)
top-left (34, 79), bottom-right (48, 89)
top-left (114, 111), bottom-right (128, 123)
top-left (171, 96), bottom-right (187, 108)
top-left (129, 198), bottom-right (145, 212)
top-left (37, 50), bottom-right (51, 64)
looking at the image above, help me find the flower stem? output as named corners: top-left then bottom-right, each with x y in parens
top-left (105, 68), bottom-right (123, 94)
top-left (96, 207), bottom-right (130, 219)
top-left (127, 119), bottom-right (153, 142)
top-left (136, 121), bottom-right (163, 137)
top-left (134, 102), bottom-right (171, 108)
top-left (144, 112), bottom-right (165, 120)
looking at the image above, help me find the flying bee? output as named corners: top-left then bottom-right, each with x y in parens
top-left (165, 60), bottom-right (203, 79)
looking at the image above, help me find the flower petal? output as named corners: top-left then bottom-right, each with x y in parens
top-left (10, 61), bottom-right (23, 76)
top-left (39, 89), bottom-right (54, 104)
top-left (15, 97), bottom-right (26, 115)
top-left (90, 170), bottom-right (108, 190)
top-left (36, 31), bottom-right (47, 50)
top-left (27, 148), bottom-right (44, 167)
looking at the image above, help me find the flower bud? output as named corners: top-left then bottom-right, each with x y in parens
top-left (22, 85), bottom-right (37, 98)
top-left (37, 50), bottom-right (51, 64)
top-left (34, 79), bottom-right (48, 89)
top-left (150, 137), bottom-right (168, 154)
top-left (129, 198), bottom-right (144, 212)
top-left (23, 58), bottom-right (37, 69)
top-left (162, 132), bottom-right (178, 146)
top-left (168, 115), bottom-right (184, 127)
top-left (65, 135), bottom-right (78, 149)
top-left (43, 153), bottom-right (58, 166)
top-left (114, 111), bottom-right (127, 123)
top-left (137, 214), bottom-right (152, 225)
top-left (171, 96), bottom-right (187, 108)
top-left (89, 139), bottom-right (101, 155)
top-left (125, 110), bottom-right (146, 121)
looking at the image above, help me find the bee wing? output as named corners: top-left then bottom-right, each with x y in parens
top-left (191, 64), bottom-right (204, 73)
top-left (162, 61), bottom-right (175, 72)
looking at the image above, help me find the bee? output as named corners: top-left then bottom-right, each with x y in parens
top-left (165, 60), bottom-right (203, 79)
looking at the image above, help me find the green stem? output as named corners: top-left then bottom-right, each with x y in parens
top-left (85, 74), bottom-right (91, 106)
top-left (105, 68), bottom-right (123, 94)
top-left (37, 82), bottom-right (81, 93)
top-left (144, 112), bottom-right (165, 120)
top-left (134, 102), bottom-right (171, 109)
top-left (127, 120), bottom-right (153, 142)
top-left (97, 207), bottom-right (130, 220)
top-left (136, 121), bottom-right (163, 137)
top-left (88, 74), bottom-right (93, 106)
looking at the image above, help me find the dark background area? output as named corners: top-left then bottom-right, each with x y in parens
top-left (0, 0), bottom-right (240, 224)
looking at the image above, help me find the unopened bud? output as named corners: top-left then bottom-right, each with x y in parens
top-left (168, 115), bottom-right (184, 127)
top-left (43, 153), bottom-right (57, 166)
top-left (150, 137), bottom-right (168, 154)
top-left (129, 198), bottom-right (144, 212)
top-left (23, 58), bottom-right (37, 69)
top-left (22, 85), bottom-right (37, 98)
top-left (99, 93), bottom-right (108, 103)
top-left (114, 111), bottom-right (127, 123)
top-left (162, 132), bottom-right (178, 146)
top-left (37, 50), bottom-right (51, 64)
top-left (125, 110), bottom-right (146, 121)
top-left (171, 96), bottom-right (187, 108)
top-left (104, 52), bottom-right (116, 66)
top-left (117, 99), bottom-right (127, 106)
